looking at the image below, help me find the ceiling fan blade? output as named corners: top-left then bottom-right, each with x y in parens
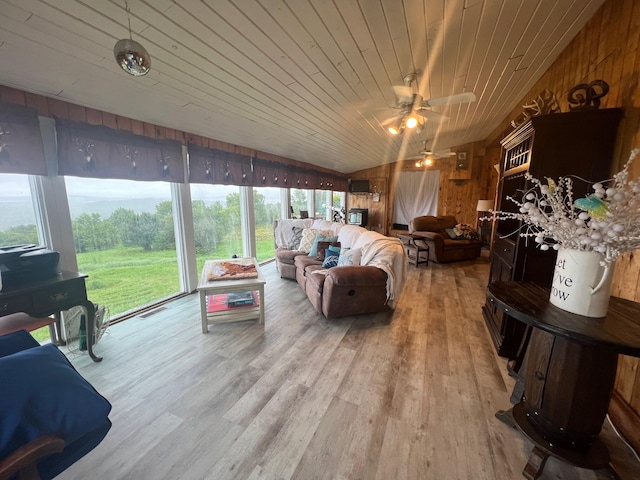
top-left (380, 115), bottom-right (402, 126)
top-left (425, 91), bottom-right (477, 107)
top-left (415, 109), bottom-right (446, 120)
top-left (432, 150), bottom-right (457, 158)
top-left (392, 85), bottom-right (414, 104)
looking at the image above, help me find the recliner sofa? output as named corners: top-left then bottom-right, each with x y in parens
top-left (274, 219), bottom-right (407, 318)
top-left (409, 215), bottom-right (483, 263)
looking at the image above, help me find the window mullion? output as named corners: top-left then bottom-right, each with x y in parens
top-left (172, 145), bottom-right (198, 292)
top-left (240, 186), bottom-right (256, 258)
top-left (31, 117), bottom-right (78, 272)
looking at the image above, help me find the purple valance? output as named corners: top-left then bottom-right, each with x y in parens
top-left (188, 143), bottom-right (346, 190)
top-left (0, 103), bottom-right (47, 176)
top-left (56, 119), bottom-right (184, 182)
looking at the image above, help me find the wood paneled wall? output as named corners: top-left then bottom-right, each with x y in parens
top-left (349, 141), bottom-right (500, 233)
top-left (0, 85), bottom-right (340, 177)
top-left (346, 164), bottom-right (390, 233)
top-left (351, 0), bottom-right (640, 453)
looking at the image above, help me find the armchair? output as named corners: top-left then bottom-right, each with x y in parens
top-left (0, 330), bottom-right (111, 480)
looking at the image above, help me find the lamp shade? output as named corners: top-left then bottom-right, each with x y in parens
top-left (476, 199), bottom-right (493, 212)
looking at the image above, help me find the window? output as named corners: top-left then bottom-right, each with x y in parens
top-left (290, 188), bottom-right (309, 218)
top-left (329, 191), bottom-right (345, 222)
top-left (314, 190), bottom-right (332, 219)
top-left (0, 174), bottom-right (39, 245)
top-left (0, 174), bottom-right (49, 343)
top-left (65, 177), bottom-right (181, 317)
top-left (190, 184), bottom-right (243, 273)
top-left (253, 187), bottom-right (281, 262)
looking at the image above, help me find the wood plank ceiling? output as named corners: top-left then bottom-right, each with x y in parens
top-left (0, 0), bottom-right (605, 174)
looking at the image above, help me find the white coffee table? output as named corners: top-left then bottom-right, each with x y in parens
top-left (197, 258), bottom-right (266, 332)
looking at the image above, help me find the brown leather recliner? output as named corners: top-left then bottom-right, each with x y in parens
top-left (409, 215), bottom-right (482, 263)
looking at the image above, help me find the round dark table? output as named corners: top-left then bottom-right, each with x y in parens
top-left (487, 281), bottom-right (640, 480)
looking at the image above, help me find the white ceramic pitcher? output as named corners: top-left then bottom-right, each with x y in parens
top-left (549, 247), bottom-right (614, 317)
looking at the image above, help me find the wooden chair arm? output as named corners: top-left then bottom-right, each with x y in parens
top-left (0, 434), bottom-right (65, 480)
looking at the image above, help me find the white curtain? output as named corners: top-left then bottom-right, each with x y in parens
top-left (393, 170), bottom-right (439, 226)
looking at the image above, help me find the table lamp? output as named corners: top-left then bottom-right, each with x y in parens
top-left (476, 200), bottom-right (494, 244)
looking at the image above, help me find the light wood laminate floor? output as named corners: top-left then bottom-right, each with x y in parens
top-left (62, 256), bottom-right (640, 479)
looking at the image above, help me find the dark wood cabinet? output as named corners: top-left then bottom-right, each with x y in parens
top-left (482, 108), bottom-right (622, 358)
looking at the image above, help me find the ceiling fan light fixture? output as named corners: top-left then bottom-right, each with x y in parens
top-left (388, 118), bottom-right (406, 135)
top-left (405, 115), bottom-right (418, 129)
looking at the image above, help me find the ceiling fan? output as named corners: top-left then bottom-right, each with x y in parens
top-left (381, 72), bottom-right (477, 135)
top-left (407, 139), bottom-right (457, 167)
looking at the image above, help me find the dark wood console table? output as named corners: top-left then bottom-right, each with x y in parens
top-left (486, 281), bottom-right (640, 479)
top-left (0, 271), bottom-right (102, 362)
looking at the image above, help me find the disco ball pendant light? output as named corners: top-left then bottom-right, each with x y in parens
top-left (114, 2), bottom-right (150, 76)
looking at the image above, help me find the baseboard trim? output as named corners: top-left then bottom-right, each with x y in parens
top-left (609, 390), bottom-right (640, 455)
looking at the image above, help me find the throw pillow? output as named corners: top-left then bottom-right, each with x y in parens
top-left (445, 228), bottom-right (464, 240)
top-left (337, 247), bottom-right (362, 266)
top-left (288, 226), bottom-right (304, 250)
top-left (0, 330), bottom-right (39, 358)
top-left (0, 344), bottom-right (112, 461)
top-left (453, 223), bottom-right (479, 240)
top-left (322, 253), bottom-right (340, 268)
top-left (315, 241), bottom-right (341, 261)
top-left (298, 229), bottom-right (330, 253)
top-left (308, 234), bottom-right (339, 258)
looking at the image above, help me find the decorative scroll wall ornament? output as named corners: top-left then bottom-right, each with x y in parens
top-left (510, 89), bottom-right (561, 128)
top-left (568, 80), bottom-right (609, 110)
top-left (56, 118), bottom-right (183, 182)
top-left (0, 103), bottom-right (47, 175)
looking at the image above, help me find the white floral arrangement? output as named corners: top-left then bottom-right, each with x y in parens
top-left (486, 149), bottom-right (640, 264)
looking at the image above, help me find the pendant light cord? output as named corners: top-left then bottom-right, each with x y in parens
top-left (125, 1), bottom-right (132, 40)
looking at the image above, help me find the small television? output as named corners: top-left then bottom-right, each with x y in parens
top-left (349, 179), bottom-right (369, 193)
top-left (348, 208), bottom-right (368, 228)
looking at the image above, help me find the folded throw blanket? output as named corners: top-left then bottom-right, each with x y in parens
top-left (360, 237), bottom-right (407, 307)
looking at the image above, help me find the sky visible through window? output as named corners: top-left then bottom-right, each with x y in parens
top-left (0, 176), bottom-right (282, 229)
